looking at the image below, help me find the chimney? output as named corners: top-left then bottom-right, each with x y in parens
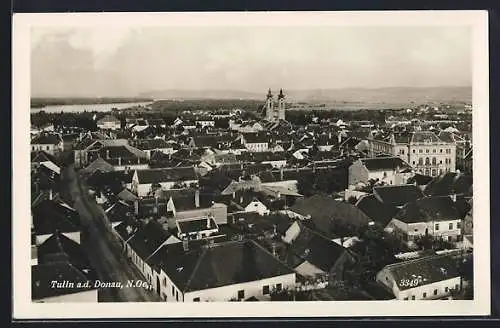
top-left (280, 167), bottom-right (284, 181)
top-left (450, 193), bottom-right (457, 202)
top-left (232, 191), bottom-right (236, 199)
top-left (271, 242), bottom-right (277, 257)
top-left (118, 157), bottom-right (122, 166)
top-left (106, 149), bottom-right (110, 159)
top-left (134, 199), bottom-right (139, 215)
top-left (195, 189), bottom-right (200, 208)
top-left (182, 238), bottom-right (189, 252)
top-left (206, 217), bottom-right (211, 229)
top-left (49, 189), bottom-right (53, 200)
top-left (154, 196), bottom-right (159, 214)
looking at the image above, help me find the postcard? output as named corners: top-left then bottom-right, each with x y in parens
top-left (12, 10), bottom-right (490, 319)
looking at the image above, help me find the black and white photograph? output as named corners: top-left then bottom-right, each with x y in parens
top-left (12, 11), bottom-right (490, 318)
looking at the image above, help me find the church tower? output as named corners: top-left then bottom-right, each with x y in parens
top-left (277, 88), bottom-right (286, 120)
top-left (265, 88), bottom-right (274, 121)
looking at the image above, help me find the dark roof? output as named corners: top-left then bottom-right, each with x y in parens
top-left (355, 195), bottom-right (399, 226)
top-left (383, 253), bottom-right (461, 291)
top-left (136, 167), bottom-right (198, 184)
top-left (127, 220), bottom-right (174, 260)
top-left (290, 195), bottom-right (371, 236)
top-left (286, 223), bottom-right (351, 272)
top-left (407, 174), bottom-right (434, 186)
top-left (424, 172), bottom-right (473, 197)
top-left (37, 232), bottom-right (94, 274)
top-left (410, 131), bottom-right (444, 144)
top-left (152, 239), bottom-right (294, 292)
top-left (360, 157), bottom-right (412, 171)
top-left (177, 217), bottom-right (218, 234)
top-left (32, 200), bottom-right (80, 235)
top-left (31, 134), bottom-right (61, 145)
top-left (105, 201), bottom-right (134, 223)
top-left (114, 220), bottom-right (140, 242)
top-left (31, 151), bottom-right (62, 167)
top-left (32, 262), bottom-right (96, 300)
top-left (97, 114), bottom-right (120, 123)
top-left (394, 196), bottom-right (462, 223)
top-left (243, 132), bottom-right (269, 144)
top-left (373, 185), bottom-right (425, 208)
top-left (131, 139), bottom-right (170, 150)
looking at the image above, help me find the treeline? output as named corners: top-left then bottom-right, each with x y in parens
top-left (31, 97), bottom-right (153, 108)
top-left (151, 99), bottom-right (264, 113)
top-left (31, 111), bottom-right (98, 131)
top-left (285, 109), bottom-right (388, 126)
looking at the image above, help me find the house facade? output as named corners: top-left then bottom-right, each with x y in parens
top-left (348, 157), bottom-right (413, 187)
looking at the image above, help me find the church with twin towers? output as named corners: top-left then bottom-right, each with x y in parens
top-left (265, 88), bottom-right (286, 122)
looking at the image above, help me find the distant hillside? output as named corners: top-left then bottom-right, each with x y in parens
top-left (140, 86), bottom-right (472, 105)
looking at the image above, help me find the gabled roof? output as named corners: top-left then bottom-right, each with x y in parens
top-left (373, 185), bottom-right (425, 208)
top-left (131, 139), bottom-right (170, 150)
top-left (98, 145), bottom-right (148, 159)
top-left (152, 239), bottom-right (294, 293)
top-left (290, 194), bottom-right (371, 237)
top-left (360, 157), bottom-right (412, 172)
top-left (243, 132), bottom-right (269, 144)
top-left (135, 167), bottom-right (198, 184)
top-left (97, 114), bottom-right (120, 124)
top-left (424, 172), bottom-right (473, 197)
top-left (355, 194), bottom-right (399, 226)
top-left (410, 131), bottom-right (444, 144)
top-left (31, 151), bottom-right (62, 167)
top-left (32, 262), bottom-right (96, 300)
top-left (382, 253), bottom-right (460, 291)
top-left (407, 174), bottom-right (434, 186)
top-left (127, 220), bottom-right (175, 260)
top-left (31, 134), bottom-right (62, 145)
top-left (177, 217), bottom-right (218, 234)
top-left (394, 196), bottom-right (462, 224)
top-left (286, 222), bottom-right (351, 272)
top-left (32, 200), bottom-right (80, 235)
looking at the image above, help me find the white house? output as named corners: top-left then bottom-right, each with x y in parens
top-left (176, 216), bottom-right (219, 241)
top-left (149, 239), bottom-right (296, 302)
top-left (31, 134), bottom-right (64, 155)
top-left (384, 195), bottom-right (464, 248)
top-left (376, 253), bottom-right (463, 300)
top-left (241, 133), bottom-right (269, 153)
top-left (130, 167), bottom-right (199, 197)
top-left (348, 156), bottom-right (413, 187)
top-left (244, 200), bottom-right (270, 216)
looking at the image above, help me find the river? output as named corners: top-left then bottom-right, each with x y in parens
top-left (30, 101), bottom-right (153, 113)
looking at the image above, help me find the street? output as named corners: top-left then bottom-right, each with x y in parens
top-left (63, 165), bottom-right (162, 302)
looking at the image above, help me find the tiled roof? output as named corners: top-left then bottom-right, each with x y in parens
top-left (31, 134), bottom-right (62, 145)
top-left (131, 139), bottom-right (170, 150)
top-left (152, 239), bottom-right (294, 293)
top-left (243, 132), bottom-right (269, 144)
top-left (127, 220), bottom-right (174, 260)
top-left (373, 185), bottom-right (425, 208)
top-left (32, 200), bottom-right (80, 235)
top-left (382, 253), bottom-right (461, 291)
top-left (136, 167), bottom-right (198, 184)
top-left (410, 131), bottom-right (444, 144)
top-left (97, 114), bottom-right (120, 123)
top-left (286, 222), bottom-right (351, 272)
top-left (355, 194), bottom-right (399, 226)
top-left (424, 172), bottom-right (473, 197)
top-left (290, 194), bottom-right (371, 237)
top-left (177, 217), bottom-right (218, 234)
top-left (360, 157), bottom-right (412, 171)
top-left (394, 196), bottom-right (462, 223)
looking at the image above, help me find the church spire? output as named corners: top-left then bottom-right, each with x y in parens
top-left (278, 88), bottom-right (284, 99)
top-left (267, 88), bottom-right (273, 99)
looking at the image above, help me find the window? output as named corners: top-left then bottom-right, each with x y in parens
top-left (412, 161), bottom-right (415, 165)
top-left (433, 149), bottom-right (436, 153)
top-left (445, 287), bottom-right (449, 293)
top-left (413, 149), bottom-right (416, 154)
top-left (435, 223), bottom-right (440, 231)
top-left (426, 149), bottom-right (429, 153)
top-left (418, 158), bottom-right (423, 165)
top-left (455, 284), bottom-right (459, 290)
top-left (419, 149), bottom-right (423, 154)
top-left (32, 146), bottom-right (35, 151)
top-left (238, 290), bottom-right (245, 299)
top-left (263, 285), bottom-right (270, 295)
top-left (457, 222), bottom-right (461, 229)
top-left (432, 157), bottom-right (437, 165)
top-left (193, 297), bottom-right (200, 302)
top-left (172, 286), bottom-right (175, 296)
top-left (434, 289), bottom-right (438, 295)
top-left (411, 295), bottom-right (416, 300)
top-left (440, 160), bottom-right (443, 164)
top-left (425, 157), bottom-right (430, 165)
top-left (431, 169), bottom-right (436, 176)
top-left (276, 283), bottom-right (282, 291)
top-left (448, 236), bottom-right (452, 242)
top-left (176, 291), bottom-right (179, 301)
top-left (163, 277), bottom-right (167, 287)
top-left (46, 146), bottom-right (50, 150)
top-left (440, 149), bottom-right (443, 153)
top-left (423, 292), bottom-right (427, 298)
top-left (449, 223), bottom-right (453, 230)
top-left (403, 297), bottom-right (409, 300)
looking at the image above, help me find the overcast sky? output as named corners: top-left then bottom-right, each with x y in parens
top-left (31, 25), bottom-right (472, 97)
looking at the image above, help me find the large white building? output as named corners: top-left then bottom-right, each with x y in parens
top-left (368, 131), bottom-right (457, 177)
